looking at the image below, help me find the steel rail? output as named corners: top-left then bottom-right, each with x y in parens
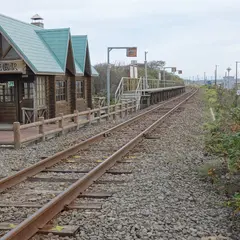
top-left (0, 89), bottom-right (197, 240)
top-left (0, 91), bottom-right (190, 192)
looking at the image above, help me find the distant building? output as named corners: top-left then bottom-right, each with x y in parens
top-left (222, 76), bottom-right (236, 89)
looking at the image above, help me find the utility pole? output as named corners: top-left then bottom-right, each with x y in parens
top-left (236, 61), bottom-right (239, 89)
top-left (236, 62), bottom-right (240, 106)
top-left (227, 67), bottom-right (231, 89)
top-left (204, 72), bottom-right (206, 84)
top-left (107, 48), bottom-right (111, 106)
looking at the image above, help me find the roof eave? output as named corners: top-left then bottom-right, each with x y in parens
top-left (82, 37), bottom-right (88, 72)
top-left (68, 34), bottom-right (76, 75)
top-left (35, 71), bottom-right (65, 76)
top-left (76, 73), bottom-right (84, 76)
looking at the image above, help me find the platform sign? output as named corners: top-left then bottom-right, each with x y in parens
top-left (8, 81), bottom-right (14, 87)
top-left (126, 47), bottom-right (137, 57)
top-left (237, 90), bottom-right (240, 95)
top-left (0, 60), bottom-right (26, 74)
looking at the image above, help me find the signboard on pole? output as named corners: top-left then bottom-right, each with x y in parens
top-left (126, 47), bottom-right (137, 57)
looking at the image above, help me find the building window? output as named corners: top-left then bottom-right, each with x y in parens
top-left (36, 77), bottom-right (46, 107)
top-left (0, 82), bottom-right (14, 102)
top-left (76, 80), bottom-right (84, 98)
top-left (23, 82), bottom-right (34, 99)
top-left (56, 80), bottom-right (67, 101)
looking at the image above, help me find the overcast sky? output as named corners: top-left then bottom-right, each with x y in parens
top-left (2, 0), bottom-right (240, 79)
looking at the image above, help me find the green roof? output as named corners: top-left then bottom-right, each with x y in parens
top-left (72, 35), bottom-right (87, 75)
top-left (0, 14), bottom-right (64, 74)
top-left (36, 28), bottom-right (70, 72)
top-left (0, 14), bottom-right (98, 77)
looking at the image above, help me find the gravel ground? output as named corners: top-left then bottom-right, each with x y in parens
top-left (28, 90), bottom-right (239, 240)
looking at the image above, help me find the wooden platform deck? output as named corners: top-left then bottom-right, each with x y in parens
top-left (0, 116), bottom-right (89, 146)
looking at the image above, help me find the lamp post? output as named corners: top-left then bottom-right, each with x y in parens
top-left (144, 50), bottom-right (148, 92)
top-left (106, 46), bottom-right (137, 105)
top-left (107, 48), bottom-right (111, 106)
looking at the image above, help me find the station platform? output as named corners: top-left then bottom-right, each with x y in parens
top-left (139, 86), bottom-right (185, 108)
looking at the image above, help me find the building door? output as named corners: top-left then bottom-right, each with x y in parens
top-left (18, 80), bottom-right (34, 123)
top-left (0, 79), bottom-right (17, 123)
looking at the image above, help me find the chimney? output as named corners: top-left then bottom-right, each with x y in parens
top-left (31, 14), bottom-right (44, 28)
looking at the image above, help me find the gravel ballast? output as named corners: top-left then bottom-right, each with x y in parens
top-left (2, 90), bottom-right (239, 240)
top-left (29, 90), bottom-right (239, 240)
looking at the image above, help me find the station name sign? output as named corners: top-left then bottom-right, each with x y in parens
top-left (126, 47), bottom-right (137, 57)
top-left (0, 60), bottom-right (26, 74)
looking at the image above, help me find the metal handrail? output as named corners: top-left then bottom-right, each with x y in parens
top-left (134, 77), bottom-right (143, 110)
top-left (115, 77), bottom-right (185, 105)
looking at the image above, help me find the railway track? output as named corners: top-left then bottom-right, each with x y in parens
top-left (0, 89), bottom-right (197, 240)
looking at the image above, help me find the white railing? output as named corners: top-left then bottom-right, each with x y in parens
top-left (135, 77), bottom-right (143, 110)
top-left (115, 77), bottom-right (185, 106)
top-left (147, 79), bottom-right (185, 89)
top-left (115, 77), bottom-right (142, 104)
top-left (115, 77), bottom-right (124, 104)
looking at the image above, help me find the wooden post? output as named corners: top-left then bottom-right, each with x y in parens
top-left (74, 110), bottom-right (79, 129)
top-left (39, 117), bottom-right (45, 141)
top-left (125, 102), bottom-right (128, 117)
top-left (13, 122), bottom-right (21, 149)
top-left (134, 100), bottom-right (137, 112)
top-left (87, 108), bottom-right (91, 125)
top-left (113, 105), bottom-right (116, 120)
top-left (120, 103), bottom-right (123, 118)
top-left (33, 77), bottom-right (38, 122)
top-left (22, 109), bottom-right (25, 124)
top-left (58, 113), bottom-right (64, 135)
top-left (97, 107), bottom-right (101, 123)
top-left (106, 106), bottom-right (110, 121)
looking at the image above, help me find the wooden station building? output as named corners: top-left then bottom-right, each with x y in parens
top-left (0, 14), bottom-right (98, 124)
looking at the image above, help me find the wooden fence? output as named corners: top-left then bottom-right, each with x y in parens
top-left (10, 100), bottom-right (137, 149)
